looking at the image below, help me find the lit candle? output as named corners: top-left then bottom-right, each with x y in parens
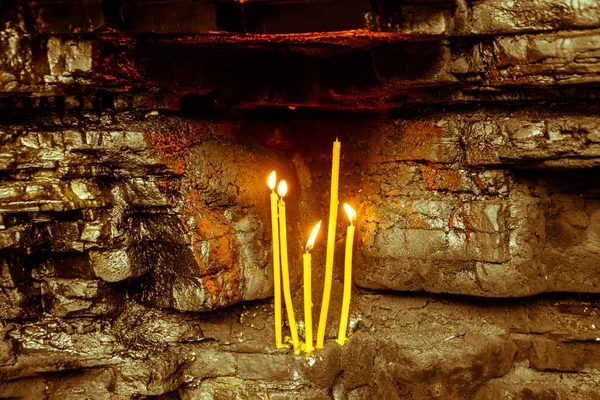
top-left (278, 180), bottom-right (301, 354)
top-left (317, 138), bottom-right (341, 348)
top-left (303, 220), bottom-right (322, 356)
top-left (268, 171), bottom-right (284, 348)
top-left (336, 204), bottom-right (356, 346)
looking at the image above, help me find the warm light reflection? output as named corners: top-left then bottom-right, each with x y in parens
top-left (277, 180), bottom-right (288, 197)
top-left (343, 204), bottom-right (356, 223)
top-left (305, 221), bottom-right (322, 252)
top-left (268, 171), bottom-right (277, 190)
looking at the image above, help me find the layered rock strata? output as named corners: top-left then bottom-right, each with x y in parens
top-left (1, 0), bottom-right (600, 398)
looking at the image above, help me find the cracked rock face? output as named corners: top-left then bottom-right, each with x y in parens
top-left (353, 111), bottom-right (600, 297)
top-left (0, 113), bottom-right (277, 314)
top-left (3, 104), bottom-right (600, 398)
top-left (2, 0), bottom-right (600, 398)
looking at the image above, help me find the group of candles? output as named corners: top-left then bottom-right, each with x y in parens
top-left (268, 139), bottom-right (356, 356)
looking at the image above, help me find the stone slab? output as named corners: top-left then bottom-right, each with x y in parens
top-left (471, 0), bottom-right (600, 35)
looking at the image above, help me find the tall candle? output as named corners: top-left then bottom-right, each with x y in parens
top-left (317, 138), bottom-right (341, 348)
top-left (303, 221), bottom-right (322, 356)
top-left (278, 180), bottom-right (300, 354)
top-left (336, 204), bottom-right (356, 346)
top-left (268, 171), bottom-right (284, 348)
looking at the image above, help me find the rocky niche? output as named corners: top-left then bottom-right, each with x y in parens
top-left (2, 0), bottom-right (600, 399)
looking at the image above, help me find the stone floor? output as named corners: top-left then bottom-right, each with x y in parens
top-left (1, 290), bottom-right (599, 399)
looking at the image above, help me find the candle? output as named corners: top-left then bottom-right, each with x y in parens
top-left (336, 204), bottom-right (356, 346)
top-left (268, 171), bottom-right (284, 348)
top-left (303, 220), bottom-right (322, 356)
top-left (278, 180), bottom-right (301, 354)
top-left (317, 138), bottom-right (341, 348)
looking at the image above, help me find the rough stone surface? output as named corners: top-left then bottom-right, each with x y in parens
top-left (4, 0), bottom-right (600, 110)
top-left (470, 0), bottom-right (600, 34)
top-left (0, 294), bottom-right (597, 399)
top-left (1, 0), bottom-right (600, 398)
top-left (1, 102), bottom-right (600, 396)
top-left (490, 30), bottom-right (600, 86)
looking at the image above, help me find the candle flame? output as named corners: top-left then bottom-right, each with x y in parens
top-left (343, 204), bottom-right (356, 223)
top-left (267, 171), bottom-right (277, 190)
top-left (277, 180), bottom-right (288, 197)
top-left (305, 221), bottom-right (322, 252)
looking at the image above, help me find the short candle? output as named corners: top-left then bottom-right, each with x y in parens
top-left (303, 220), bottom-right (322, 356)
top-left (336, 203), bottom-right (356, 346)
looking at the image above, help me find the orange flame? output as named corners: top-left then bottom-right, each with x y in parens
top-left (268, 171), bottom-right (277, 190)
top-left (305, 221), bottom-right (322, 252)
top-left (343, 204), bottom-right (356, 223)
top-left (277, 180), bottom-right (288, 197)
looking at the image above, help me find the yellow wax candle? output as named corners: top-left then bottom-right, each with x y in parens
top-left (303, 221), bottom-right (322, 356)
top-left (278, 180), bottom-right (300, 354)
top-left (268, 171), bottom-right (284, 348)
top-left (336, 204), bottom-right (356, 346)
top-left (317, 138), bottom-right (341, 348)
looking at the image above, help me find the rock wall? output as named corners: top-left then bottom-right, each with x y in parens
top-left (1, 1), bottom-right (600, 399)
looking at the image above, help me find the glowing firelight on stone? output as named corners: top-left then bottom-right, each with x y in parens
top-left (268, 171), bottom-right (284, 348)
top-left (337, 204), bottom-right (356, 346)
top-left (277, 180), bottom-right (300, 353)
top-left (303, 220), bottom-right (321, 355)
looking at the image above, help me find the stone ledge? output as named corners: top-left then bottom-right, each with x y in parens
top-left (11, 0), bottom-right (600, 37)
top-left (7, 31), bottom-right (600, 109)
top-left (489, 30), bottom-right (600, 87)
top-left (1, 294), bottom-right (599, 398)
top-left (470, 0), bottom-right (600, 35)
